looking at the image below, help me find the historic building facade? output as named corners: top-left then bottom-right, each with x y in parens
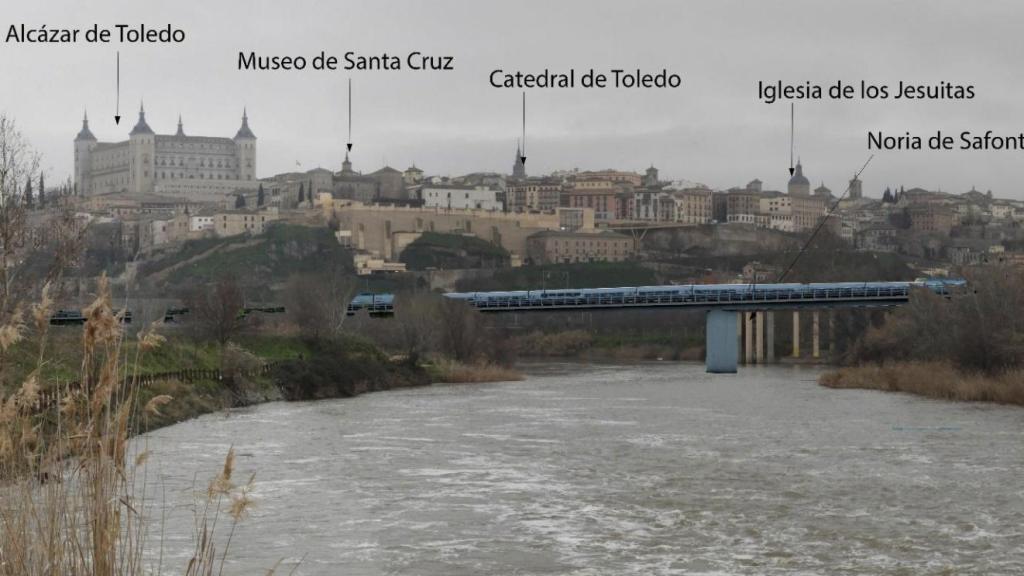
top-left (526, 230), bottom-right (634, 264)
top-left (74, 105), bottom-right (258, 197)
top-left (506, 177), bottom-right (562, 212)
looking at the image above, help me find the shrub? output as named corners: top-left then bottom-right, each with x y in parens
top-left (272, 337), bottom-right (428, 400)
top-left (851, 268), bottom-right (1024, 374)
top-left (821, 361), bottom-right (1024, 405)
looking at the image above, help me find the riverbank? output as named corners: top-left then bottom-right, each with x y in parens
top-left (128, 335), bottom-right (434, 431)
top-left (820, 361), bottom-right (1024, 406)
top-left (136, 338), bottom-right (529, 431)
top-left (131, 334), bottom-right (520, 428)
top-left (8, 331), bottom-right (522, 433)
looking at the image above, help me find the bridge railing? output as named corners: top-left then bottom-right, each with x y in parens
top-left (451, 283), bottom-right (926, 311)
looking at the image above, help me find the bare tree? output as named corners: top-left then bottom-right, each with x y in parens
top-left (185, 275), bottom-right (245, 348)
top-left (393, 292), bottom-right (440, 362)
top-left (0, 114), bottom-right (89, 389)
top-left (854, 268), bottom-right (1024, 374)
top-left (285, 262), bottom-right (356, 340)
top-left (437, 297), bottom-right (486, 362)
top-left (0, 114), bottom-right (38, 314)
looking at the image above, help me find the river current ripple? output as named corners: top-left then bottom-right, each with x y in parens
top-left (141, 362), bottom-right (1024, 575)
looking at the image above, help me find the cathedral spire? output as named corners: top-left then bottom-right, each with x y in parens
top-left (234, 107), bottom-right (256, 139)
top-left (512, 139), bottom-right (526, 179)
top-left (175, 114), bottom-right (185, 137)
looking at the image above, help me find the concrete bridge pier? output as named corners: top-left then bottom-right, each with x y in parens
top-left (766, 311), bottom-right (776, 363)
top-left (706, 309), bottom-right (739, 373)
top-left (812, 310), bottom-right (821, 358)
top-left (792, 310), bottom-right (801, 358)
top-left (829, 311), bottom-right (836, 358)
top-left (755, 311), bottom-right (765, 363)
top-left (744, 312), bottom-right (754, 365)
top-left (737, 313), bottom-right (743, 364)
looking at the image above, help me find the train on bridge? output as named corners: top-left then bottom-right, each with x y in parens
top-left (442, 278), bottom-right (966, 312)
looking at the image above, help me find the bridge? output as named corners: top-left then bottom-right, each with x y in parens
top-left (441, 279), bottom-right (964, 373)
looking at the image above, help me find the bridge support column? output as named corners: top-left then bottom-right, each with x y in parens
top-left (766, 311), bottom-right (776, 363)
top-left (792, 311), bottom-right (800, 358)
top-left (829, 311), bottom-right (836, 358)
top-left (737, 313), bottom-right (743, 364)
top-left (755, 311), bottom-right (765, 363)
top-left (706, 310), bottom-right (738, 373)
top-left (812, 311), bottom-right (821, 358)
top-left (744, 312), bottom-right (754, 365)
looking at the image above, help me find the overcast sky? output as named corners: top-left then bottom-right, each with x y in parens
top-left (3, 0), bottom-right (1024, 198)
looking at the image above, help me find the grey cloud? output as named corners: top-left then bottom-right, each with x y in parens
top-left (2, 0), bottom-right (1023, 198)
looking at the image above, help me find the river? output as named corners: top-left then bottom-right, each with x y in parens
top-left (140, 362), bottom-right (1024, 575)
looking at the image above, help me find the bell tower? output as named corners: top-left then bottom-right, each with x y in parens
top-left (128, 102), bottom-right (156, 194)
top-left (233, 108), bottom-right (257, 181)
top-left (74, 110), bottom-right (97, 196)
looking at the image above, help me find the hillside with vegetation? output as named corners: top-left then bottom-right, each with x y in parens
top-left (399, 231), bottom-right (510, 270)
top-left (138, 224), bottom-right (352, 296)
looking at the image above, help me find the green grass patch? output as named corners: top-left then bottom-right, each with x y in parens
top-left (148, 224), bottom-right (352, 286)
top-left (139, 235), bottom-right (249, 277)
top-left (0, 332), bottom-right (323, 396)
top-left (232, 334), bottom-right (312, 360)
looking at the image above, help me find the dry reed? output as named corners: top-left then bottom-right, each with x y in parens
top-left (433, 359), bottom-right (524, 384)
top-left (820, 361), bottom-right (1024, 405)
top-left (0, 276), bottom-right (255, 575)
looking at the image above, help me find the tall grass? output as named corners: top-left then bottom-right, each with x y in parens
top-left (820, 361), bottom-right (1024, 405)
top-left (514, 330), bottom-right (593, 357)
top-left (431, 359), bottom-right (523, 384)
top-left (0, 277), bottom-right (256, 575)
